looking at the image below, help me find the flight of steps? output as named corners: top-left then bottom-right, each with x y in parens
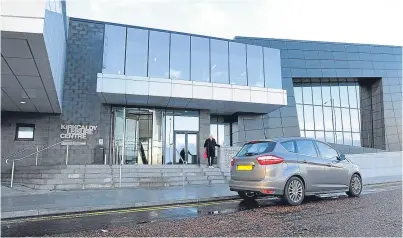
top-left (1, 165), bottom-right (229, 190)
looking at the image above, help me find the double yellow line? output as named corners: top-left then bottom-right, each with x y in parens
top-left (2, 199), bottom-right (242, 224)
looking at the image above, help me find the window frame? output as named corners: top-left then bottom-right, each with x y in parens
top-left (313, 140), bottom-right (340, 160)
top-left (15, 123), bottom-right (35, 141)
top-left (280, 140), bottom-right (296, 153)
top-left (294, 139), bottom-right (319, 157)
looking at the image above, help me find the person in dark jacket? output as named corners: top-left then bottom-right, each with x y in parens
top-left (204, 134), bottom-right (220, 168)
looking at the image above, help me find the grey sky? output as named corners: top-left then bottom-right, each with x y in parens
top-left (67, 0), bottom-right (402, 45)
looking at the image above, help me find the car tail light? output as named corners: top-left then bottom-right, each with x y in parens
top-left (256, 155), bottom-right (284, 165)
top-left (231, 158), bottom-right (235, 166)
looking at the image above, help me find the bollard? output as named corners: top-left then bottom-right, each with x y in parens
top-left (35, 146), bottom-right (39, 166)
top-left (10, 161), bottom-right (15, 188)
top-left (65, 144), bottom-right (69, 165)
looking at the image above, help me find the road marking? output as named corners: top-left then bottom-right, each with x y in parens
top-left (2, 199), bottom-right (242, 224)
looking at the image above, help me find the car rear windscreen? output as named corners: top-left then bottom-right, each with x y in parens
top-left (236, 141), bottom-right (277, 157)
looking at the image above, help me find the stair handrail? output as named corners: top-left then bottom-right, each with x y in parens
top-left (2, 144), bottom-right (39, 160)
top-left (6, 140), bottom-right (73, 188)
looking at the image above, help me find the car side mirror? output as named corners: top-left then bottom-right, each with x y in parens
top-left (337, 154), bottom-right (346, 161)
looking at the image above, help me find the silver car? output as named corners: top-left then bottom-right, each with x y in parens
top-left (229, 137), bottom-right (362, 205)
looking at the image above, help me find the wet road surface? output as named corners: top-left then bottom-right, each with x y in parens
top-left (1, 182), bottom-right (402, 237)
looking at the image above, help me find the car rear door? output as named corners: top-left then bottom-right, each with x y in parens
top-left (295, 139), bottom-right (327, 193)
top-left (231, 141), bottom-right (277, 182)
top-left (315, 141), bottom-right (349, 190)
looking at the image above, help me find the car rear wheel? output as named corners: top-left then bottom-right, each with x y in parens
top-left (283, 177), bottom-right (305, 206)
top-left (346, 174), bottom-right (362, 197)
top-left (238, 191), bottom-right (258, 201)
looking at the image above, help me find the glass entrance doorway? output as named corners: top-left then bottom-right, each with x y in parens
top-left (174, 132), bottom-right (198, 164)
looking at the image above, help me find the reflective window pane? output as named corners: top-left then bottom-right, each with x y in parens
top-left (247, 45), bottom-right (264, 87)
top-left (325, 131), bottom-right (335, 143)
top-left (312, 83), bottom-right (322, 105)
top-left (302, 86), bottom-right (313, 104)
top-left (315, 130), bottom-right (325, 142)
top-left (316, 141), bottom-right (339, 159)
top-left (314, 106), bottom-right (324, 130)
top-left (300, 130), bottom-right (306, 137)
top-left (229, 42), bottom-right (247, 86)
top-left (335, 132), bottom-right (343, 144)
top-left (348, 84), bottom-right (358, 108)
top-left (148, 31), bottom-right (169, 78)
top-left (304, 105), bottom-right (314, 130)
top-left (210, 39), bottom-right (229, 84)
top-left (330, 82), bottom-right (341, 107)
top-left (103, 25), bottom-right (126, 75)
top-left (356, 85), bottom-right (360, 108)
top-left (296, 104), bottom-right (304, 130)
top-left (339, 81), bottom-right (349, 107)
top-left (350, 109), bottom-right (360, 132)
top-left (334, 107), bottom-right (343, 131)
top-left (295, 140), bottom-right (318, 157)
top-left (352, 133), bottom-right (361, 146)
top-left (294, 85), bottom-right (303, 104)
top-left (343, 132), bottom-right (352, 146)
top-left (281, 141), bottom-right (296, 153)
top-left (341, 108), bottom-right (351, 131)
top-left (191, 36), bottom-right (210, 82)
top-left (125, 28), bottom-right (148, 76)
top-left (321, 80), bottom-right (332, 106)
top-left (264, 48), bottom-right (282, 89)
top-left (170, 33), bottom-right (190, 80)
top-left (323, 106), bottom-right (334, 131)
top-left (305, 131), bottom-right (315, 138)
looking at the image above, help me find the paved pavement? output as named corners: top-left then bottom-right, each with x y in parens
top-left (1, 182), bottom-right (401, 237)
top-left (1, 183), bottom-right (238, 219)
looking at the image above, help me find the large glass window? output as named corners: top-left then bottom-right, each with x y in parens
top-left (125, 28), bottom-right (148, 77)
top-left (148, 31), bottom-right (170, 78)
top-left (210, 39), bottom-right (229, 84)
top-left (229, 42), bottom-right (247, 86)
top-left (295, 140), bottom-right (318, 157)
top-left (191, 36), bottom-right (210, 82)
top-left (170, 33), bottom-right (190, 80)
top-left (246, 45), bottom-right (264, 87)
top-left (264, 47), bottom-right (282, 89)
top-left (294, 79), bottom-right (361, 147)
top-left (103, 25), bottom-right (126, 75)
top-left (315, 141), bottom-right (338, 159)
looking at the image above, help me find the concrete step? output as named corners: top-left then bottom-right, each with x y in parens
top-left (207, 175), bottom-right (225, 180)
top-left (204, 171), bottom-right (223, 176)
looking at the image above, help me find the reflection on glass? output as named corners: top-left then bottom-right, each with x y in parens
top-left (210, 39), bottom-right (229, 84)
top-left (210, 124), bottom-right (218, 139)
top-left (350, 109), bottom-right (360, 132)
top-left (323, 106), bottom-right (334, 131)
top-left (103, 25), bottom-right (126, 75)
top-left (264, 47), bottom-right (282, 89)
top-left (356, 85), bottom-right (360, 108)
top-left (164, 113), bottom-right (174, 164)
top-left (112, 108), bottom-right (125, 165)
top-left (191, 36), bottom-right (210, 82)
top-left (339, 81), bottom-right (349, 107)
top-left (334, 107), bottom-right (343, 131)
top-left (218, 124), bottom-right (225, 146)
top-left (341, 108), bottom-right (351, 131)
top-left (330, 82), bottom-right (341, 107)
top-left (148, 31), bottom-right (170, 78)
top-left (343, 132), bottom-right (352, 146)
top-left (348, 84), bottom-right (358, 108)
top-left (247, 45), bottom-right (264, 87)
top-left (175, 133), bottom-right (186, 163)
top-left (294, 86), bottom-right (303, 104)
top-left (304, 105), bottom-right (314, 130)
top-left (229, 42), bottom-right (247, 86)
top-left (296, 104), bottom-right (304, 130)
top-left (312, 83), bottom-right (322, 105)
top-left (315, 131), bottom-right (325, 142)
top-left (170, 33), bottom-right (190, 80)
top-left (314, 106), bottom-right (324, 130)
top-left (335, 132), bottom-right (343, 144)
top-left (187, 134), bottom-right (198, 164)
top-left (305, 131), bottom-right (315, 138)
top-left (302, 86), bottom-right (313, 105)
top-left (125, 28), bottom-right (148, 77)
top-left (300, 130), bottom-right (305, 137)
top-left (352, 133), bottom-right (361, 146)
top-left (321, 80), bottom-right (332, 105)
top-left (325, 132), bottom-right (335, 143)
top-left (174, 111), bottom-right (199, 131)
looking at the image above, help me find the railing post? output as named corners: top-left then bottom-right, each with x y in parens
top-left (10, 161), bottom-right (15, 188)
top-left (35, 146), bottom-right (39, 166)
top-left (65, 144), bottom-right (69, 165)
top-left (104, 154), bottom-right (107, 165)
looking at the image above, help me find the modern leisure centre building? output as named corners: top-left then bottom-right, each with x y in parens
top-left (1, 2), bottom-right (402, 169)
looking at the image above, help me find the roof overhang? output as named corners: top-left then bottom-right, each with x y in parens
top-left (96, 74), bottom-right (287, 115)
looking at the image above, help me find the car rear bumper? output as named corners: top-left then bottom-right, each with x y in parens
top-left (229, 178), bottom-right (286, 196)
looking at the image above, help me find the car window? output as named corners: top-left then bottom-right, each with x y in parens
top-left (236, 142), bottom-right (276, 157)
top-left (295, 140), bottom-right (318, 157)
top-left (281, 141), bottom-right (295, 153)
top-left (315, 141), bottom-right (339, 159)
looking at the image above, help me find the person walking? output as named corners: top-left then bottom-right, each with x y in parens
top-left (204, 134), bottom-right (220, 168)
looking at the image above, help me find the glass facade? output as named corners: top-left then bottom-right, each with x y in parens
top-left (102, 24), bottom-right (282, 89)
top-left (294, 79), bottom-right (361, 146)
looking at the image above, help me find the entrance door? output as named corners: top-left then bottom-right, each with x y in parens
top-left (174, 132), bottom-right (198, 164)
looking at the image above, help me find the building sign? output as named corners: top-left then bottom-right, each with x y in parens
top-left (60, 124), bottom-right (97, 139)
top-left (61, 141), bottom-right (87, 146)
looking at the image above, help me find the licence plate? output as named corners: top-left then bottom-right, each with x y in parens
top-left (237, 165), bottom-right (253, 171)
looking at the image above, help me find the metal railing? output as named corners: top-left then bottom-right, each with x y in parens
top-left (5, 141), bottom-right (73, 188)
top-left (2, 144), bottom-right (39, 161)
